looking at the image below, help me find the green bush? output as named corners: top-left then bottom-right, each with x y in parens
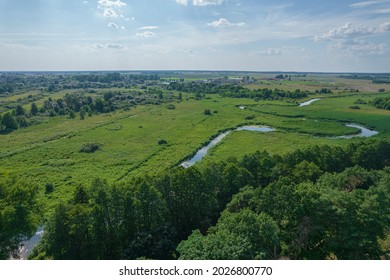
top-left (79, 143), bottom-right (102, 153)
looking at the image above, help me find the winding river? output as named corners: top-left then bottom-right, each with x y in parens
top-left (181, 126), bottom-right (275, 168)
top-left (180, 124), bottom-right (378, 168)
top-left (333, 124), bottom-right (379, 139)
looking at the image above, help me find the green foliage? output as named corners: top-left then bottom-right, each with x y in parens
top-left (31, 178), bottom-right (175, 260)
top-left (204, 108), bottom-right (211, 115)
top-left (68, 111), bottom-right (75, 119)
top-left (166, 104), bottom-right (176, 110)
top-left (79, 110), bottom-right (85, 120)
top-left (79, 143), bottom-right (102, 153)
top-left (157, 167), bottom-right (218, 240)
top-left (178, 210), bottom-right (279, 259)
top-left (166, 82), bottom-right (309, 100)
top-left (15, 105), bottom-right (25, 116)
top-left (370, 96), bottom-right (390, 110)
top-left (0, 112), bottom-right (18, 131)
top-left (0, 177), bottom-right (40, 259)
top-left (349, 105), bottom-right (360, 110)
top-left (45, 183), bottom-right (54, 194)
top-left (177, 141), bottom-right (390, 260)
top-left (354, 99), bottom-right (367, 105)
top-left (30, 103), bottom-right (39, 116)
top-left (157, 139), bottom-right (168, 145)
top-left (244, 115), bottom-right (255, 120)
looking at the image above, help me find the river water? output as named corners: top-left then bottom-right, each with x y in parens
top-left (180, 123), bottom-right (379, 168)
top-left (181, 126), bottom-right (275, 168)
top-left (299, 99), bottom-right (321, 107)
top-left (332, 124), bottom-right (379, 139)
top-left (11, 226), bottom-right (44, 260)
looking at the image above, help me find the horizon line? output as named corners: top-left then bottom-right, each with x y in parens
top-left (1, 70), bottom-right (389, 74)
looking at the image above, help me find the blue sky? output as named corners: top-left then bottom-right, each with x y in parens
top-left (0, 0), bottom-right (389, 72)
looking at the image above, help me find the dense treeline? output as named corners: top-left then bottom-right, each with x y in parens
top-left (341, 74), bottom-right (390, 84)
top-left (0, 73), bottom-right (160, 93)
top-left (29, 140), bottom-right (390, 260)
top-left (0, 88), bottom-right (179, 132)
top-left (371, 96), bottom-right (390, 110)
top-left (179, 166), bottom-right (390, 259)
top-left (166, 82), bottom-right (309, 100)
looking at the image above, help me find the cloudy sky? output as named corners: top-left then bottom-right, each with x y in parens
top-left (0, 0), bottom-right (389, 72)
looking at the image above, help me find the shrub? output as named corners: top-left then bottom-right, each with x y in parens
top-left (79, 143), bottom-right (102, 153)
top-left (354, 99), bottom-right (366, 104)
top-left (204, 109), bottom-right (211, 115)
top-left (158, 139), bottom-right (168, 145)
top-left (166, 104), bottom-right (176, 110)
top-left (45, 183), bottom-right (54, 194)
top-left (349, 105), bottom-right (360, 110)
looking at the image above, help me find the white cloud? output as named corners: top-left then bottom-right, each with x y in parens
top-left (107, 22), bottom-right (119, 29)
top-left (176, 0), bottom-right (223, 6)
top-left (107, 22), bottom-right (125, 29)
top-left (315, 22), bottom-right (389, 55)
top-left (176, 0), bottom-right (188, 5)
top-left (208, 18), bottom-right (245, 28)
top-left (106, 42), bottom-right (124, 49)
top-left (95, 43), bottom-right (124, 50)
top-left (255, 48), bottom-right (285, 56)
top-left (253, 46), bottom-right (304, 56)
top-left (349, 1), bottom-right (386, 8)
top-left (98, 0), bottom-right (127, 18)
top-left (314, 22), bottom-right (376, 41)
top-left (193, 0), bottom-right (223, 6)
top-left (379, 22), bottom-right (390, 31)
top-left (139, 26), bottom-right (160, 30)
top-left (348, 43), bottom-right (385, 55)
top-left (136, 31), bottom-right (156, 38)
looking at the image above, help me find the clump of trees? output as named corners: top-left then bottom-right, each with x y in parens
top-left (165, 82), bottom-right (309, 100)
top-left (370, 96), bottom-right (390, 110)
top-left (315, 88), bottom-right (332, 94)
top-left (0, 108), bottom-right (30, 133)
top-left (29, 140), bottom-right (390, 260)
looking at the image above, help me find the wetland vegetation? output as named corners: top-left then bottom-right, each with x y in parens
top-left (0, 71), bottom-right (389, 260)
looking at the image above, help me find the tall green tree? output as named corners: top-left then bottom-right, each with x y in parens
top-left (0, 178), bottom-right (40, 259)
top-left (30, 103), bottom-right (38, 116)
top-left (15, 105), bottom-right (25, 116)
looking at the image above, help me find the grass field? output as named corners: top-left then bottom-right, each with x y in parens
top-left (1, 74), bottom-right (389, 209)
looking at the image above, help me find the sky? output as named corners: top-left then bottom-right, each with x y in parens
top-left (0, 0), bottom-right (389, 72)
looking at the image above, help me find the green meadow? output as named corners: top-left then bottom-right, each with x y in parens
top-left (1, 73), bottom-right (389, 208)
